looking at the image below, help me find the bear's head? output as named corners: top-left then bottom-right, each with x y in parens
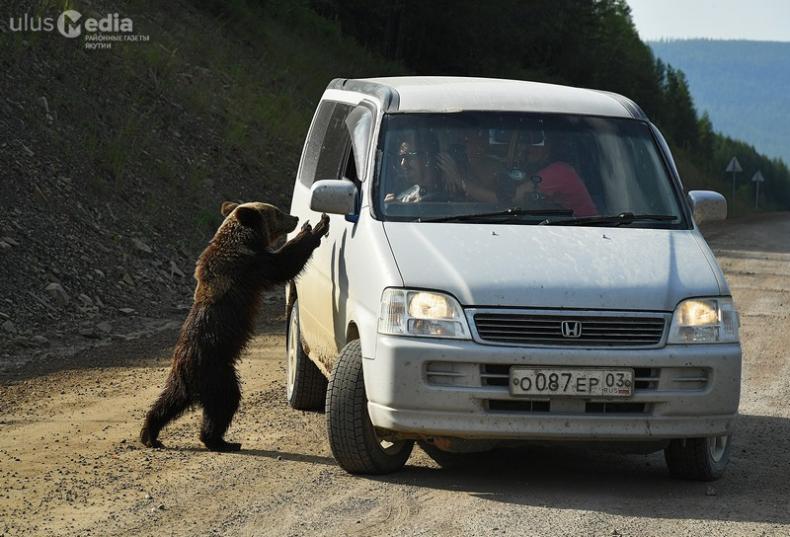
top-left (220, 201), bottom-right (299, 249)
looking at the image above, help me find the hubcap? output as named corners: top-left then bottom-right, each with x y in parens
top-left (707, 435), bottom-right (728, 463)
top-left (287, 309), bottom-right (298, 399)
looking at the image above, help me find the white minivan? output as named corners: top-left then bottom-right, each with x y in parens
top-left (286, 77), bottom-right (741, 480)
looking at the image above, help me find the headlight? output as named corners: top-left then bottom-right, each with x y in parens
top-left (667, 297), bottom-right (740, 344)
top-left (378, 289), bottom-right (470, 339)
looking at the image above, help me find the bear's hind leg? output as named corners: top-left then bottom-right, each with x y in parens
top-left (140, 376), bottom-right (191, 448)
top-left (199, 373), bottom-right (242, 452)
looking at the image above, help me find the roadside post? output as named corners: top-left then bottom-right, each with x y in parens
top-left (752, 170), bottom-right (765, 209)
top-left (725, 156), bottom-right (742, 204)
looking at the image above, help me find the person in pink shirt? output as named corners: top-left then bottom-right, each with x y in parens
top-left (512, 127), bottom-right (598, 217)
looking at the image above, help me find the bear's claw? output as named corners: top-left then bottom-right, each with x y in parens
top-left (313, 213), bottom-right (330, 237)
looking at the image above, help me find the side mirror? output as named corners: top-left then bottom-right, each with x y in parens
top-left (310, 179), bottom-right (357, 216)
top-left (688, 190), bottom-right (727, 224)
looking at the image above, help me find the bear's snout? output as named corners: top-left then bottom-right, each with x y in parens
top-left (285, 215), bottom-right (299, 233)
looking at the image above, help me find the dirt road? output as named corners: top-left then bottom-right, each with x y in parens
top-left (2, 214), bottom-right (789, 537)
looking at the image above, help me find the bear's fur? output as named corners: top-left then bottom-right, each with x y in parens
top-left (139, 201), bottom-right (329, 451)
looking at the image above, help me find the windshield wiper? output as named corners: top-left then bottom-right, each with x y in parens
top-left (419, 207), bottom-right (574, 223)
top-left (538, 212), bottom-right (679, 226)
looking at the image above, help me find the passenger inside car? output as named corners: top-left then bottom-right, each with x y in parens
top-left (509, 122), bottom-right (598, 216)
top-left (383, 130), bottom-right (466, 203)
top-left (433, 128), bottom-right (504, 204)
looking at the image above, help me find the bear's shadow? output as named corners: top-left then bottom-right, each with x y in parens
top-left (169, 445), bottom-right (336, 466)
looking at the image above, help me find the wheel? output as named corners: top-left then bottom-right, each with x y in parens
top-left (325, 340), bottom-right (414, 474)
top-left (664, 435), bottom-right (731, 481)
top-left (285, 300), bottom-right (327, 410)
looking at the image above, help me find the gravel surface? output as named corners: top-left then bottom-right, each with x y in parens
top-left (1, 214), bottom-right (789, 536)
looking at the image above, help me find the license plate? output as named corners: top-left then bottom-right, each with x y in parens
top-left (509, 367), bottom-right (634, 397)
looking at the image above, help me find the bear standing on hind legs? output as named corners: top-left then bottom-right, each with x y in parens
top-left (140, 201), bottom-right (329, 452)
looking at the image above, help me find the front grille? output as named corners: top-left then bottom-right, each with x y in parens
top-left (487, 400), bottom-right (550, 413)
top-left (485, 399), bottom-right (647, 414)
top-left (480, 364), bottom-right (511, 386)
top-left (585, 402), bottom-right (647, 414)
top-left (474, 313), bottom-right (665, 346)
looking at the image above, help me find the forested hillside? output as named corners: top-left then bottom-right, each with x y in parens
top-left (650, 39), bottom-right (790, 166)
top-left (0, 0), bottom-right (402, 354)
top-left (309, 0), bottom-right (790, 214)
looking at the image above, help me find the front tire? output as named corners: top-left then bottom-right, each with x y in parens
top-left (326, 340), bottom-right (414, 474)
top-left (664, 435), bottom-right (731, 481)
top-left (285, 300), bottom-right (327, 410)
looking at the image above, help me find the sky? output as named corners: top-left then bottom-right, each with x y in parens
top-left (626, 0), bottom-right (790, 42)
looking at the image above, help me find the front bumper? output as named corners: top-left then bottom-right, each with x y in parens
top-left (364, 335), bottom-right (741, 441)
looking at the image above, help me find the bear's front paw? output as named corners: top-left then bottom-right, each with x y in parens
top-left (312, 213), bottom-right (330, 237)
top-left (300, 221), bottom-right (313, 233)
top-left (140, 428), bottom-right (165, 449)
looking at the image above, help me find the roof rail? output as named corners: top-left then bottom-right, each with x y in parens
top-left (327, 78), bottom-right (400, 112)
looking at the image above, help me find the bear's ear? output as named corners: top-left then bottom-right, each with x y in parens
top-left (220, 201), bottom-right (239, 217)
top-left (235, 206), bottom-right (261, 227)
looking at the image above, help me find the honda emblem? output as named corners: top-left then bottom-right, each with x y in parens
top-left (561, 320), bottom-right (582, 338)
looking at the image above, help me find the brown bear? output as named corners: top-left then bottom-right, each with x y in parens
top-left (139, 201), bottom-right (329, 452)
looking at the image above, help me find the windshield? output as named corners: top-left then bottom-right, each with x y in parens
top-left (375, 112), bottom-right (687, 227)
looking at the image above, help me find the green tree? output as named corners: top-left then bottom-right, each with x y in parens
top-left (663, 67), bottom-right (699, 150)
